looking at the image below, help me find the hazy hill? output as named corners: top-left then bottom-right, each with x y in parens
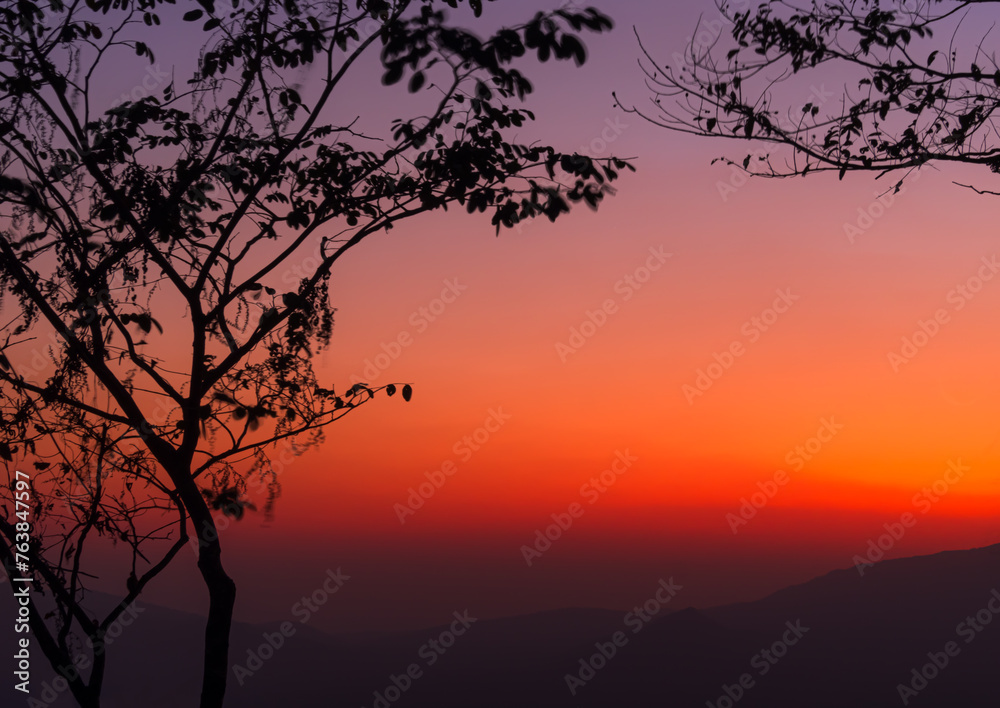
top-left (3, 543), bottom-right (999, 707)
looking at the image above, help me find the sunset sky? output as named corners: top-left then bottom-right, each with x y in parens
top-left (26, 0), bottom-right (1000, 633)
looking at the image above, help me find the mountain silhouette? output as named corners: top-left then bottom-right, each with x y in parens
top-left (3, 543), bottom-right (999, 706)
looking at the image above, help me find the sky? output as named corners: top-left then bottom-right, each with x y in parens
top-left (10, 0), bottom-right (1000, 634)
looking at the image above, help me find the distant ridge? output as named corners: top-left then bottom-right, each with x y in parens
top-left (2, 542), bottom-right (999, 706)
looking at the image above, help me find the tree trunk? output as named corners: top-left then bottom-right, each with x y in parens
top-left (162, 449), bottom-right (239, 708)
top-left (194, 514), bottom-right (237, 708)
top-left (68, 684), bottom-right (101, 708)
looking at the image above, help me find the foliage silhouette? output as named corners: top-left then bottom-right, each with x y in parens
top-left (621, 0), bottom-right (1000, 192)
top-left (0, 0), bottom-right (630, 706)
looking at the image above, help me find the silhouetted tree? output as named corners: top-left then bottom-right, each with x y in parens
top-left (620, 0), bottom-right (1000, 192)
top-left (0, 1), bottom-right (629, 706)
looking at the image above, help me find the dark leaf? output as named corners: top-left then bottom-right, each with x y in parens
top-left (561, 35), bottom-right (586, 66)
top-left (382, 63), bottom-right (404, 86)
top-left (408, 70), bottom-right (425, 93)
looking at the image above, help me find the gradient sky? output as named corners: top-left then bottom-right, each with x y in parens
top-left (18, 0), bottom-right (1000, 633)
